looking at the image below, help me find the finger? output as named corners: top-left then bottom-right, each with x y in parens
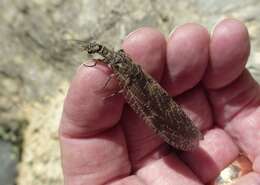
top-left (136, 154), bottom-right (203, 185)
top-left (203, 18), bottom-right (250, 89)
top-left (122, 27), bottom-right (166, 81)
top-left (60, 64), bottom-right (130, 184)
top-left (175, 85), bottom-right (213, 131)
top-left (180, 128), bottom-right (239, 183)
top-left (207, 70), bottom-right (259, 127)
top-left (208, 70), bottom-right (260, 164)
top-left (253, 156), bottom-right (260, 173)
top-left (162, 23), bottom-right (213, 132)
top-left (203, 19), bottom-right (260, 169)
top-left (162, 23), bottom-right (209, 96)
top-left (61, 63), bottom-right (124, 137)
top-left (232, 172), bottom-right (260, 185)
top-left (121, 27), bottom-right (169, 169)
top-left (107, 175), bottom-right (146, 185)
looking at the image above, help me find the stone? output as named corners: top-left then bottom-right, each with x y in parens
top-left (0, 0), bottom-right (259, 185)
top-left (0, 140), bottom-right (18, 185)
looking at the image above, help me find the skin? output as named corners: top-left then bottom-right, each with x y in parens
top-left (59, 19), bottom-right (260, 185)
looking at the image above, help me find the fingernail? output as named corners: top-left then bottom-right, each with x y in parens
top-left (210, 17), bottom-right (227, 37)
top-left (124, 27), bottom-right (143, 41)
top-left (168, 24), bottom-right (181, 38)
top-left (77, 60), bottom-right (95, 72)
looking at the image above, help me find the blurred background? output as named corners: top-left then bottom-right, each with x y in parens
top-left (0, 0), bottom-right (260, 185)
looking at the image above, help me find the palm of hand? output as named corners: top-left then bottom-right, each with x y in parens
top-left (60, 19), bottom-right (260, 185)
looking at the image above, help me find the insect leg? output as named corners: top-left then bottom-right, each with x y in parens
top-left (102, 74), bottom-right (115, 90)
top-left (122, 77), bottom-right (131, 89)
top-left (102, 74), bottom-right (125, 100)
top-left (102, 89), bottom-right (124, 100)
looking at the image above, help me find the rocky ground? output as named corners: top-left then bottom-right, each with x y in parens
top-left (0, 0), bottom-right (259, 184)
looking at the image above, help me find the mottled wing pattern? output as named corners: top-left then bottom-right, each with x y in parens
top-left (83, 42), bottom-right (202, 151)
top-left (114, 54), bottom-right (201, 151)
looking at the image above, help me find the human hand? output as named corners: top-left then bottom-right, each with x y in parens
top-left (59, 19), bottom-right (260, 185)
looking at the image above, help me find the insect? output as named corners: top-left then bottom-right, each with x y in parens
top-left (80, 42), bottom-right (203, 151)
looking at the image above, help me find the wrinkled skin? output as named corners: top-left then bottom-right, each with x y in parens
top-left (59, 19), bottom-right (260, 185)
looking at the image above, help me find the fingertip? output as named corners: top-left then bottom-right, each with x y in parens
top-left (203, 18), bottom-right (250, 89)
top-left (122, 27), bottom-right (166, 81)
top-left (61, 61), bottom-right (124, 137)
top-left (163, 23), bottom-right (209, 96)
top-left (66, 61), bottom-right (117, 104)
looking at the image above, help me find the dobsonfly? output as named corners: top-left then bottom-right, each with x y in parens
top-left (80, 42), bottom-right (203, 151)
